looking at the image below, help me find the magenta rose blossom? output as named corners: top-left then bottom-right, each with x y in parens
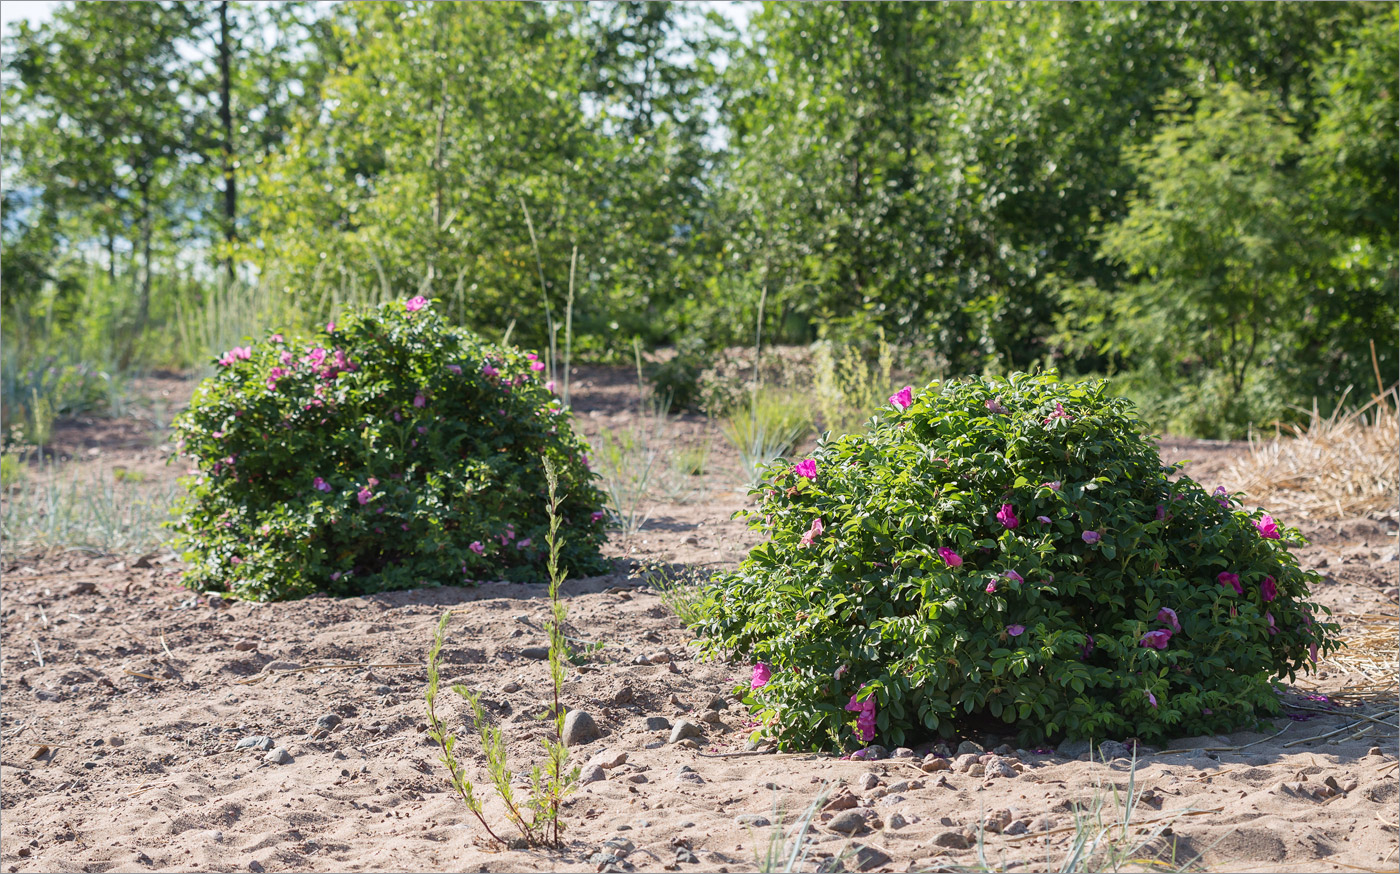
top-left (845, 691), bottom-right (878, 742)
top-left (985, 398), bottom-right (1008, 414)
top-left (1157, 607), bottom-right (1181, 633)
top-left (799, 517), bottom-right (824, 548)
top-left (1140, 629), bottom-right (1172, 649)
top-left (1265, 612), bottom-right (1278, 635)
top-left (405, 295), bottom-right (428, 312)
top-left (1004, 570), bottom-right (1023, 584)
top-left (313, 477), bottom-right (331, 493)
top-left (793, 458), bottom-right (818, 480)
top-left (1042, 481), bottom-right (1061, 491)
top-left (996, 503), bottom-right (1019, 529)
top-left (1146, 690), bottom-right (1158, 709)
top-left (1213, 486), bottom-right (1230, 508)
top-left (937, 547), bottom-right (962, 567)
top-left (1309, 642), bottom-right (1319, 663)
top-left (591, 510), bottom-right (606, 523)
top-left (751, 663), bottom-right (772, 689)
top-left (1037, 515), bottom-right (1052, 524)
top-left (888, 386), bottom-right (914, 410)
top-left (1006, 624), bottom-right (1026, 637)
top-left (1081, 530), bottom-right (1100, 544)
top-left (413, 392), bottom-right (426, 408)
top-left (482, 362), bottom-right (499, 378)
top-left (986, 580), bottom-right (999, 594)
top-left (1080, 634), bottom-right (1095, 660)
top-left (1260, 575), bottom-right (1278, 602)
top-left (356, 487), bottom-right (373, 505)
top-left (1218, 571), bottom-right (1242, 594)
top-left (469, 541), bottom-right (484, 555)
top-left (1255, 514), bottom-right (1281, 540)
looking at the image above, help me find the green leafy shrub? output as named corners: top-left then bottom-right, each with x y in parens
top-left (169, 297), bottom-right (608, 601)
top-left (695, 372), bottom-right (1339, 750)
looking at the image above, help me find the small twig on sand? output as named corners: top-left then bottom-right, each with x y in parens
top-left (235, 662), bottom-right (425, 685)
top-left (123, 668), bottom-right (158, 681)
top-left (1002, 806), bottom-right (1224, 844)
top-left (32, 640), bottom-right (44, 667)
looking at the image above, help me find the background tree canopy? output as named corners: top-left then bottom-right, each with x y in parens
top-left (3, 0), bottom-right (1395, 436)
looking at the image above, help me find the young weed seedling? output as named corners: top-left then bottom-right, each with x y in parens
top-left (424, 456), bottom-right (580, 847)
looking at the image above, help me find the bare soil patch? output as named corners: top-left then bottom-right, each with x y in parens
top-left (3, 369), bottom-right (1395, 873)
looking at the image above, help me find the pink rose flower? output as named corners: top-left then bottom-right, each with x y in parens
top-left (985, 398), bottom-right (1008, 414)
top-left (793, 458), bottom-right (817, 480)
top-left (516, 538), bottom-right (531, 549)
top-left (1157, 607), bottom-right (1181, 632)
top-left (985, 580), bottom-right (998, 594)
top-left (1037, 515), bottom-right (1052, 524)
top-left (1309, 642), bottom-right (1318, 663)
top-left (799, 517), bottom-right (824, 548)
top-left (845, 691), bottom-right (878, 743)
top-left (591, 510), bottom-right (606, 523)
top-left (1218, 571), bottom-right (1242, 594)
top-left (326, 321), bottom-right (335, 333)
top-left (1260, 575), bottom-right (1278, 602)
top-left (313, 477), bottom-right (331, 493)
top-left (996, 503), bottom-right (1019, 529)
top-left (530, 360), bottom-right (546, 372)
top-left (270, 333), bottom-right (284, 343)
top-left (1140, 629), bottom-right (1172, 650)
top-left (1042, 481), bottom-right (1061, 491)
top-left (1265, 611), bottom-right (1278, 635)
top-left (1006, 624), bottom-right (1026, 637)
top-left (1146, 690), bottom-right (1158, 708)
top-left (357, 487), bottom-right (372, 505)
top-left (482, 363), bottom-right (499, 378)
top-left (405, 295), bottom-right (428, 312)
top-left (1081, 530), bottom-right (1100, 544)
top-left (1213, 486), bottom-right (1230, 508)
top-left (1004, 570), bottom-right (1024, 583)
top-left (546, 380), bottom-right (557, 393)
top-left (888, 386), bottom-right (914, 410)
top-left (937, 547), bottom-right (962, 567)
top-left (413, 392), bottom-right (426, 408)
top-left (1255, 515), bottom-right (1281, 540)
top-left (469, 541), bottom-right (484, 555)
top-left (447, 364), bottom-right (462, 375)
top-left (751, 663), bottom-right (772, 688)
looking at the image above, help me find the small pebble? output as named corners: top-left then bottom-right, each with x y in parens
top-left (521, 646), bottom-right (550, 660)
top-left (857, 772), bottom-right (879, 790)
top-left (374, 685), bottom-right (392, 696)
top-left (697, 709), bottom-right (722, 724)
top-left (827, 810), bottom-right (868, 835)
top-left (626, 773), bottom-right (648, 784)
top-left (236, 736), bottom-right (275, 752)
top-left (314, 714), bottom-right (342, 732)
top-left (956, 740), bottom-right (985, 756)
top-left (581, 765), bottom-right (606, 784)
top-left (669, 719), bottom-right (704, 744)
top-left (645, 716), bottom-right (671, 731)
top-left (886, 812), bottom-right (908, 829)
top-left (502, 681), bottom-right (522, 693)
top-left (264, 747), bottom-right (292, 765)
top-left (562, 710), bottom-right (602, 746)
top-left (734, 814), bottom-right (770, 827)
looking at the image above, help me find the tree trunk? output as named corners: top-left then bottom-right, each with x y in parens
top-left (218, 0), bottom-right (237, 279)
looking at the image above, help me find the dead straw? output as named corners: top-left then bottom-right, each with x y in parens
top-left (1225, 385), bottom-right (1398, 519)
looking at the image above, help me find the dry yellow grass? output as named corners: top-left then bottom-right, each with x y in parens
top-left (1226, 386), bottom-right (1399, 519)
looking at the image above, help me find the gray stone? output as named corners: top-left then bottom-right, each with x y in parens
top-left (645, 716), bottom-right (672, 731)
top-left (886, 813), bottom-right (908, 830)
top-left (1003, 819), bottom-right (1029, 836)
top-left (708, 696), bottom-right (729, 711)
top-left (602, 838), bottom-right (635, 856)
top-left (967, 763), bottom-right (985, 777)
top-left (626, 773), bottom-right (648, 784)
top-left (860, 744), bottom-right (889, 760)
top-left (314, 714), bottom-right (342, 731)
top-left (502, 681), bottom-right (522, 693)
top-left (891, 747), bottom-right (915, 758)
top-left (956, 740), bottom-right (985, 756)
top-left (520, 646), bottom-right (550, 660)
top-left (850, 844), bottom-right (892, 872)
top-left (562, 710), bottom-right (601, 746)
top-left (985, 757), bottom-right (1018, 779)
top-left (1099, 740), bottom-right (1132, 761)
top-left (589, 852), bottom-right (621, 867)
top-left (698, 709), bottom-right (723, 724)
top-left (993, 743), bottom-right (1016, 756)
top-left (587, 749), bottom-right (628, 770)
top-left (669, 719), bottom-right (704, 743)
top-left (1056, 738), bottom-right (1092, 758)
top-left (827, 810), bottom-right (869, 835)
top-left (236, 736), bottom-right (275, 751)
top-left (921, 756), bottom-right (951, 772)
top-left (735, 814), bottom-right (771, 827)
top-left (264, 747), bottom-right (292, 765)
top-left (857, 772), bottom-right (879, 790)
top-left (933, 830), bottom-right (972, 850)
top-left (373, 685), bottom-right (392, 696)
top-left (953, 753), bottom-right (979, 773)
top-left (678, 770), bottom-right (704, 784)
top-left (581, 765), bottom-right (606, 784)
top-left (675, 848), bottom-right (699, 864)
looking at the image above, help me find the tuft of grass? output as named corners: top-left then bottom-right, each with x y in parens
top-left (593, 422), bottom-right (662, 536)
top-left (633, 561), bottom-right (709, 626)
top-left (940, 752), bottom-right (1224, 874)
top-left (812, 331), bottom-right (898, 435)
top-left (754, 783), bottom-right (836, 874)
top-left (0, 461), bottom-right (178, 557)
top-left (424, 457), bottom-right (579, 848)
top-left (675, 441), bottom-right (711, 477)
top-left (720, 388), bottom-right (812, 485)
top-left (1225, 385), bottom-right (1398, 519)
top-left (175, 272), bottom-right (300, 376)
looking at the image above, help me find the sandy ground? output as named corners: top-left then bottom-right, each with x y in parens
top-left (1, 367), bottom-right (1396, 873)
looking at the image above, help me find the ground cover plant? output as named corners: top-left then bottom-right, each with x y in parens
top-left (168, 297), bottom-right (607, 600)
top-left (696, 372), bottom-right (1342, 750)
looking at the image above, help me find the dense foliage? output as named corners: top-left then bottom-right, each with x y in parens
top-left (696, 374), bottom-right (1340, 749)
top-left (3, 1), bottom-right (1395, 436)
top-left (169, 298), bottom-right (608, 600)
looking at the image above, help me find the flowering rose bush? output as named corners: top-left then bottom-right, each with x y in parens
top-left (169, 298), bottom-right (608, 601)
top-left (694, 372), bottom-right (1339, 750)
